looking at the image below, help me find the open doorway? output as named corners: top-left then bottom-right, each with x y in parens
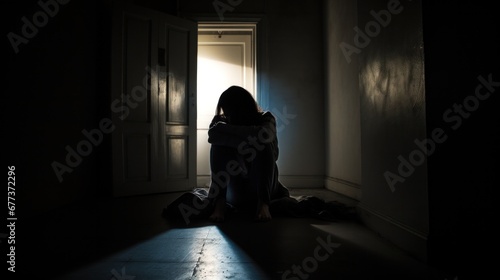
top-left (196, 22), bottom-right (257, 187)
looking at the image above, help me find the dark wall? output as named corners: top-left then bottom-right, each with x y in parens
top-left (3, 0), bottom-right (112, 217)
top-left (357, 0), bottom-right (429, 261)
top-left (422, 1), bottom-right (499, 277)
top-left (323, 0), bottom-right (362, 196)
top-left (2, 0), bottom-right (182, 218)
top-left (179, 0), bottom-right (265, 15)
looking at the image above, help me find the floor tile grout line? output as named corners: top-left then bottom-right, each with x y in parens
top-left (190, 235), bottom-right (208, 279)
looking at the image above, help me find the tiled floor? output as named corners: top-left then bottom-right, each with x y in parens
top-left (21, 188), bottom-right (446, 280)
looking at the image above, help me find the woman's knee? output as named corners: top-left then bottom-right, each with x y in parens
top-left (210, 145), bottom-right (237, 168)
top-left (252, 143), bottom-right (275, 163)
top-left (211, 144), bottom-right (236, 156)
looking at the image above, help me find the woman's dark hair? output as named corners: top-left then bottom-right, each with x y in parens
top-left (216, 86), bottom-right (262, 125)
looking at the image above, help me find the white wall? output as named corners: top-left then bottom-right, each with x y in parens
top-left (348, 0), bottom-right (428, 261)
top-left (324, 0), bottom-right (362, 200)
top-left (324, 0), bottom-right (429, 262)
top-left (264, 0), bottom-right (326, 188)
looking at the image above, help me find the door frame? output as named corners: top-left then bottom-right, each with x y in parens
top-left (181, 14), bottom-right (269, 110)
top-left (198, 22), bottom-right (258, 100)
top-left (196, 22), bottom-right (258, 187)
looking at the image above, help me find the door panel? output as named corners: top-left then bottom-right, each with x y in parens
top-left (166, 136), bottom-right (188, 178)
top-left (124, 16), bottom-right (152, 123)
top-left (124, 134), bottom-right (151, 181)
top-left (112, 3), bottom-right (196, 196)
top-left (167, 29), bottom-right (189, 124)
top-left (111, 8), bottom-right (159, 196)
top-left (159, 17), bottom-right (197, 192)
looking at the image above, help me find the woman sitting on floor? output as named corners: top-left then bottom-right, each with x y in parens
top-left (207, 85), bottom-right (289, 222)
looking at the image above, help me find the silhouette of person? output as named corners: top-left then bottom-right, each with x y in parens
top-left (207, 86), bottom-right (289, 222)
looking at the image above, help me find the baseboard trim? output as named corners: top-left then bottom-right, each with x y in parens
top-left (325, 176), bottom-right (361, 200)
top-left (357, 202), bottom-right (428, 263)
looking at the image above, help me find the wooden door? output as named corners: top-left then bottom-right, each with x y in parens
top-left (111, 4), bottom-right (197, 196)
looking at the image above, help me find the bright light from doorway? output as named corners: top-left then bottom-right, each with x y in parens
top-left (196, 23), bottom-right (257, 186)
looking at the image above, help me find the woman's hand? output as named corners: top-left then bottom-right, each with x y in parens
top-left (256, 202), bottom-right (272, 222)
top-left (209, 115), bottom-right (228, 129)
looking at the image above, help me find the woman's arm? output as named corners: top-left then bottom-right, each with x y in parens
top-left (208, 112), bottom-right (277, 146)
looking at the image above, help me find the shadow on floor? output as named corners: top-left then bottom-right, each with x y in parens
top-left (15, 189), bottom-right (447, 280)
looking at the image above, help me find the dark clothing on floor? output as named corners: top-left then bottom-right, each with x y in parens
top-left (163, 188), bottom-right (356, 224)
top-left (163, 111), bottom-right (356, 224)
